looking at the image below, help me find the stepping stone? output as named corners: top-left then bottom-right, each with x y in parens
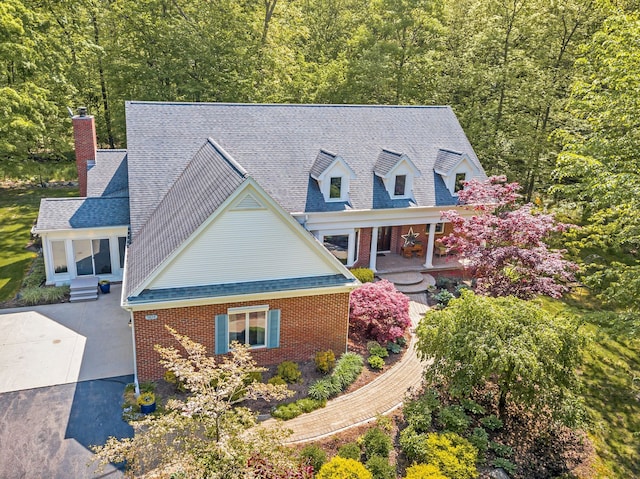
top-left (393, 274), bottom-right (436, 294)
top-left (379, 271), bottom-right (423, 286)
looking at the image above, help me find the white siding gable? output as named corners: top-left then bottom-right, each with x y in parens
top-left (148, 186), bottom-right (342, 290)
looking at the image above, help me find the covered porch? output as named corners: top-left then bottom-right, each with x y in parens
top-left (375, 251), bottom-right (463, 274)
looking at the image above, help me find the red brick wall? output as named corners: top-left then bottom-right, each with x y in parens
top-left (72, 114), bottom-right (97, 197)
top-left (353, 227), bottom-right (372, 268)
top-left (133, 292), bottom-right (351, 381)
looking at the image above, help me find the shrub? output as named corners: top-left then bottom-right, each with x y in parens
top-left (338, 442), bottom-right (362, 460)
top-left (19, 285), bottom-right (69, 305)
top-left (404, 464), bottom-right (448, 479)
top-left (489, 441), bottom-right (513, 458)
top-left (297, 397), bottom-right (326, 413)
top-left (277, 361), bottom-right (302, 384)
top-left (437, 405), bottom-right (471, 434)
top-left (333, 352), bottom-right (364, 389)
top-left (309, 353), bottom-right (364, 400)
top-left (433, 289), bottom-right (454, 307)
top-left (268, 375), bottom-right (287, 386)
top-left (400, 430), bottom-right (478, 479)
top-left (272, 402), bottom-right (302, 420)
top-left (315, 350), bottom-right (336, 374)
top-left (403, 389), bottom-right (441, 433)
top-left (362, 427), bottom-right (393, 460)
top-left (480, 415), bottom-right (503, 431)
top-left (316, 457), bottom-right (372, 479)
top-left (349, 280), bottom-right (411, 343)
top-left (468, 427), bottom-right (489, 454)
top-left (351, 268), bottom-right (375, 283)
top-left (367, 341), bottom-right (389, 358)
top-left (21, 256), bottom-right (46, 288)
top-left (460, 399), bottom-right (485, 415)
top-left (368, 355), bottom-right (385, 370)
top-left (491, 457), bottom-right (516, 474)
top-left (299, 445), bottom-right (327, 473)
top-left (365, 455), bottom-right (395, 479)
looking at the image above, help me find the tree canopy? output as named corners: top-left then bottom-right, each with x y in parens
top-left (416, 290), bottom-right (585, 421)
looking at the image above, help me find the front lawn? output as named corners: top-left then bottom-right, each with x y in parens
top-left (0, 186), bottom-right (78, 303)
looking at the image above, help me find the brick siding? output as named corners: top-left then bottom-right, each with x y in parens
top-left (133, 292), bottom-right (351, 381)
top-left (72, 115), bottom-right (97, 197)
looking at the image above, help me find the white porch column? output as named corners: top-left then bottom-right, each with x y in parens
top-left (347, 230), bottom-right (357, 266)
top-left (369, 226), bottom-right (379, 272)
top-left (424, 222), bottom-right (436, 269)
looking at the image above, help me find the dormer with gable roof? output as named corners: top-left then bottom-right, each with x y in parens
top-left (374, 149), bottom-right (421, 201)
top-left (310, 149), bottom-right (357, 203)
top-left (434, 148), bottom-right (482, 195)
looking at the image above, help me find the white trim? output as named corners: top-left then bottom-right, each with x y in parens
top-left (228, 304), bottom-right (269, 314)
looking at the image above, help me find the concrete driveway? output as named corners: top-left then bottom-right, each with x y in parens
top-left (0, 284), bottom-right (133, 393)
top-left (0, 285), bottom-right (135, 478)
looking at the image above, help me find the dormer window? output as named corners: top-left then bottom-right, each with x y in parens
top-left (394, 175), bottom-right (407, 196)
top-left (330, 177), bottom-right (342, 199)
top-left (434, 149), bottom-right (482, 196)
top-left (374, 149), bottom-right (421, 200)
top-left (454, 173), bottom-right (466, 192)
top-left (310, 149), bottom-right (357, 203)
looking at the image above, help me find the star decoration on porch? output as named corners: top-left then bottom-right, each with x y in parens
top-left (401, 227), bottom-right (420, 247)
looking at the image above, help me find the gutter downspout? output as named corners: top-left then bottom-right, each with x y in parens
top-left (120, 245), bottom-right (140, 395)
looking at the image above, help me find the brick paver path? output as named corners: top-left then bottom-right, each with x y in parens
top-left (264, 301), bottom-right (429, 443)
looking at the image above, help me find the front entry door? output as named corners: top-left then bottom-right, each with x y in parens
top-left (377, 226), bottom-right (392, 252)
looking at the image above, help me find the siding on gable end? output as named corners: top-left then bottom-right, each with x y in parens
top-left (149, 206), bottom-right (338, 290)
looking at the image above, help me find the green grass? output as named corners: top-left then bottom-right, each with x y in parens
top-left (538, 296), bottom-right (640, 478)
top-left (0, 186), bottom-right (78, 302)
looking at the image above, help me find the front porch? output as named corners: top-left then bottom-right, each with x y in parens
top-left (375, 251), bottom-right (463, 274)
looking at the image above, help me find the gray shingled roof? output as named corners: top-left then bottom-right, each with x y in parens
top-left (125, 102), bottom-right (484, 238)
top-left (35, 197), bottom-right (130, 231)
top-left (125, 139), bottom-right (247, 298)
top-left (310, 149), bottom-right (338, 179)
top-left (434, 148), bottom-right (465, 175)
top-left (88, 150), bottom-right (129, 197)
top-left (127, 274), bottom-right (352, 304)
top-left (374, 149), bottom-right (405, 177)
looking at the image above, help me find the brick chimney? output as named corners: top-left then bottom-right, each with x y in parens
top-left (72, 107), bottom-right (97, 197)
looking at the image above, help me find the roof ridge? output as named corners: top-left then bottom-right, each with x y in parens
top-left (126, 101), bottom-right (452, 110)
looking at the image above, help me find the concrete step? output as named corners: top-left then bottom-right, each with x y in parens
top-left (70, 290), bottom-right (98, 302)
top-left (393, 274), bottom-right (436, 294)
top-left (378, 271), bottom-right (423, 286)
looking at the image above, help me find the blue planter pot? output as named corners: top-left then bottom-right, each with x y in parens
top-left (99, 283), bottom-right (110, 294)
top-left (140, 402), bottom-right (156, 414)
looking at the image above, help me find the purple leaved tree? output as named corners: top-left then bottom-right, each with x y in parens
top-left (441, 176), bottom-right (577, 299)
top-left (349, 279), bottom-right (411, 344)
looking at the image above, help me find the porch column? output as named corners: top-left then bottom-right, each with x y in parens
top-left (369, 226), bottom-right (379, 272)
top-left (424, 222), bottom-right (436, 269)
top-left (347, 230), bottom-right (357, 266)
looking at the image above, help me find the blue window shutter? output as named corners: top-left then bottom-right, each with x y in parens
top-left (267, 309), bottom-right (281, 349)
top-left (215, 314), bottom-right (229, 354)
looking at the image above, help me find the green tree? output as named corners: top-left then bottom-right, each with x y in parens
top-left (553, 13), bottom-right (640, 332)
top-left (92, 326), bottom-right (295, 478)
top-left (416, 290), bottom-right (585, 420)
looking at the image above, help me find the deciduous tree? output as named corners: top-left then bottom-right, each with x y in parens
top-left (441, 176), bottom-right (577, 299)
top-left (415, 290), bottom-right (585, 421)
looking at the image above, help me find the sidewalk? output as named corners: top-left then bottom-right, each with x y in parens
top-left (264, 301), bottom-right (429, 443)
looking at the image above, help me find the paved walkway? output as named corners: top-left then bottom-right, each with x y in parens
top-left (265, 301), bottom-right (429, 443)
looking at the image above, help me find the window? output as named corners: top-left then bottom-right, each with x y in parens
top-left (455, 173), bottom-right (466, 192)
top-left (394, 174), bottom-right (407, 196)
top-left (118, 237), bottom-right (127, 269)
top-left (215, 308), bottom-right (281, 354)
top-left (329, 176), bottom-right (342, 199)
top-left (73, 238), bottom-right (112, 276)
top-left (434, 223), bottom-right (444, 234)
top-left (51, 241), bottom-right (68, 274)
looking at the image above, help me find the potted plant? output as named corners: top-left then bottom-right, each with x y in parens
top-left (137, 391), bottom-right (156, 414)
top-left (99, 279), bottom-right (110, 294)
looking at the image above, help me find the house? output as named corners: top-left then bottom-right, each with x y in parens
top-left (34, 102), bottom-right (485, 383)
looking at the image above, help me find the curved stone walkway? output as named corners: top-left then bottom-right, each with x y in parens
top-left (264, 301), bottom-right (429, 443)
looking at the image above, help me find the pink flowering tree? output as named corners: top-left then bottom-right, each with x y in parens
top-left (349, 279), bottom-right (411, 343)
top-left (441, 176), bottom-right (577, 299)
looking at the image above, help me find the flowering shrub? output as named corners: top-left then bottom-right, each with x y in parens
top-left (349, 280), bottom-right (411, 343)
top-left (316, 457), bottom-right (372, 479)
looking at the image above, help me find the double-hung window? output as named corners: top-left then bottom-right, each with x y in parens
top-left (215, 306), bottom-right (281, 354)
